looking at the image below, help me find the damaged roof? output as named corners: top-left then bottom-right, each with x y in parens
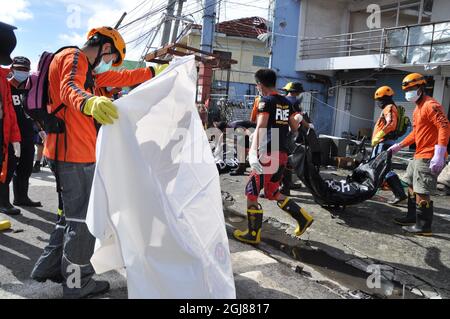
top-left (191, 16), bottom-right (268, 39)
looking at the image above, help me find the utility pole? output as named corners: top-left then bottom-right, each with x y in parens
top-left (200, 0), bottom-right (216, 53)
top-left (170, 0), bottom-right (186, 44)
top-left (198, 0), bottom-right (217, 105)
top-left (161, 0), bottom-right (176, 46)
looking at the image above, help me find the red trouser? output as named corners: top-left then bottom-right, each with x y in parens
top-left (245, 151), bottom-right (288, 201)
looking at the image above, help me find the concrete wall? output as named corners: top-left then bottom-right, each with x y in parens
top-left (299, 0), bottom-right (349, 39)
top-left (269, 0), bottom-right (335, 135)
top-left (348, 88), bottom-right (375, 136)
top-left (432, 0), bottom-right (450, 22)
top-left (183, 30), bottom-right (270, 85)
top-left (271, 0), bottom-right (303, 85)
top-left (349, 10), bottom-right (418, 32)
top-left (431, 1), bottom-right (450, 116)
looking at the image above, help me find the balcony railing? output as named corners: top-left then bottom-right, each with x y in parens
top-left (299, 29), bottom-right (385, 60)
top-left (299, 20), bottom-right (450, 67)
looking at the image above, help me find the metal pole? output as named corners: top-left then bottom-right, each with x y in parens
top-left (198, 0), bottom-right (217, 104)
top-left (200, 0), bottom-right (216, 53)
top-left (405, 26), bottom-right (410, 63)
top-left (141, 17), bottom-right (165, 61)
top-left (226, 68), bottom-right (231, 99)
top-left (114, 12), bottom-right (127, 29)
top-left (268, 0), bottom-right (276, 68)
top-left (418, 0), bottom-right (424, 24)
top-left (161, 0), bottom-right (176, 46)
top-left (429, 22), bottom-right (435, 63)
top-left (171, 0), bottom-right (185, 44)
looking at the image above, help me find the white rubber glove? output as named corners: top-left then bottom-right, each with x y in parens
top-left (248, 149), bottom-right (263, 174)
top-left (12, 142), bottom-right (21, 158)
top-left (38, 131), bottom-right (47, 142)
top-left (294, 113), bottom-right (303, 124)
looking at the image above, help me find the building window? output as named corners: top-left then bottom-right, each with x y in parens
top-left (252, 56), bottom-right (269, 67)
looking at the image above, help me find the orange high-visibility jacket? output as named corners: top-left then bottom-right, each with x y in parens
top-left (372, 104), bottom-right (398, 142)
top-left (400, 95), bottom-right (450, 159)
top-left (44, 48), bottom-right (153, 163)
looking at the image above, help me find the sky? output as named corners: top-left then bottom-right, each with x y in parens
top-left (0, 0), bottom-right (270, 70)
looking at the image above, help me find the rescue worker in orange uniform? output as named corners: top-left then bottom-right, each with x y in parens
top-left (371, 86), bottom-right (407, 205)
top-left (31, 26), bottom-right (164, 298)
top-left (389, 73), bottom-right (450, 236)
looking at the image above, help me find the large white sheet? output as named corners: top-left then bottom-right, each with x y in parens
top-left (86, 56), bottom-right (236, 299)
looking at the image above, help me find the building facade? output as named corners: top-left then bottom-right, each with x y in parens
top-left (271, 0), bottom-right (450, 137)
top-left (179, 17), bottom-right (270, 107)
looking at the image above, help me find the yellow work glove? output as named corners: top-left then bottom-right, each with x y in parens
top-left (83, 96), bottom-right (119, 125)
top-left (152, 63), bottom-right (169, 77)
top-left (371, 130), bottom-right (386, 147)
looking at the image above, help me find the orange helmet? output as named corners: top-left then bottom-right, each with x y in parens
top-left (402, 73), bottom-right (426, 91)
top-left (374, 86), bottom-right (394, 100)
top-left (87, 27), bottom-right (126, 67)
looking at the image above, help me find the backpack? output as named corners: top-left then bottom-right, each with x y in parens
top-left (385, 104), bottom-right (410, 140)
top-left (393, 105), bottom-right (411, 139)
top-left (24, 46), bottom-right (79, 133)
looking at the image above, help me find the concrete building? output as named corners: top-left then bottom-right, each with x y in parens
top-left (179, 17), bottom-right (270, 106)
top-left (270, 0), bottom-right (450, 137)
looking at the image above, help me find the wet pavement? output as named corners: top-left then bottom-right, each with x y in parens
top-left (1, 165), bottom-right (449, 299)
top-left (220, 166), bottom-right (450, 299)
top-left (0, 167), bottom-right (344, 299)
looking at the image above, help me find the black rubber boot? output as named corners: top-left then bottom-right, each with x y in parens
top-left (63, 280), bottom-right (110, 299)
top-left (0, 184), bottom-right (21, 216)
top-left (229, 163), bottom-right (246, 176)
top-left (32, 161), bottom-right (41, 173)
top-left (280, 170), bottom-right (292, 196)
top-left (385, 175), bottom-right (407, 205)
top-left (13, 176), bottom-right (42, 207)
top-left (403, 201), bottom-right (433, 236)
top-left (233, 206), bottom-right (263, 244)
top-left (277, 198), bottom-right (314, 236)
top-left (393, 194), bottom-right (416, 226)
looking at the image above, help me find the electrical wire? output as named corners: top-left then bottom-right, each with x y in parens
top-left (310, 94), bottom-right (375, 122)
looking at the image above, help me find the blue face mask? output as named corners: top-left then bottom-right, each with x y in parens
top-left (94, 58), bottom-right (113, 74)
top-left (13, 70), bottom-right (29, 83)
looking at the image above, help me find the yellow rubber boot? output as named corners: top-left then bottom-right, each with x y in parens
top-left (278, 198), bottom-right (314, 236)
top-left (233, 206), bottom-right (263, 244)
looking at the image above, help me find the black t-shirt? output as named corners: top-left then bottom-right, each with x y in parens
top-left (257, 94), bottom-right (297, 152)
top-left (10, 85), bottom-right (35, 142)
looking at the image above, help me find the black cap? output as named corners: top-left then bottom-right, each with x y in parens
top-left (0, 21), bottom-right (17, 65)
top-left (12, 56), bottom-right (31, 69)
top-left (283, 82), bottom-right (304, 93)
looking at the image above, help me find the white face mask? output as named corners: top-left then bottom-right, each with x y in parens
top-left (405, 89), bottom-right (421, 103)
top-left (94, 58), bottom-right (113, 74)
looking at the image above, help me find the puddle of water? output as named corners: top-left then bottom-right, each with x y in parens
top-left (225, 210), bottom-right (422, 299)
